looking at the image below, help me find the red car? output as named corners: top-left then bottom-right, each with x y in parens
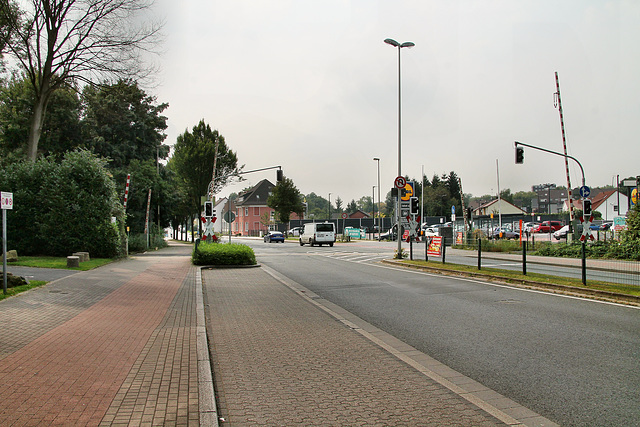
top-left (533, 221), bottom-right (564, 233)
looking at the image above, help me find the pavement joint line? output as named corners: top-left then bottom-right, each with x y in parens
top-left (195, 267), bottom-right (219, 427)
top-left (260, 263), bottom-right (558, 427)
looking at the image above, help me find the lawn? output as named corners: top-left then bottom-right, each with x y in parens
top-left (8, 256), bottom-right (114, 271)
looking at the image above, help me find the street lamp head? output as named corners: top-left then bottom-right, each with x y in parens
top-left (373, 157), bottom-right (379, 161)
top-left (384, 38), bottom-right (415, 49)
top-left (384, 38), bottom-right (400, 47)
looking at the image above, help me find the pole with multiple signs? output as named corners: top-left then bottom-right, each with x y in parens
top-left (1, 191), bottom-right (13, 294)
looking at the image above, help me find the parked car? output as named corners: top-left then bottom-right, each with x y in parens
top-left (553, 225), bottom-right (570, 240)
top-left (420, 224), bottom-right (439, 237)
top-left (523, 222), bottom-right (540, 235)
top-left (264, 231), bottom-right (285, 243)
top-left (491, 227), bottom-right (519, 239)
top-left (600, 222), bottom-right (613, 231)
top-left (379, 225), bottom-right (398, 241)
top-left (287, 226), bottom-right (302, 236)
top-left (534, 221), bottom-right (564, 233)
top-left (589, 223), bottom-right (601, 231)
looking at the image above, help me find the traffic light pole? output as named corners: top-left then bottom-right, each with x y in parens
top-left (514, 141), bottom-right (585, 187)
top-left (514, 141), bottom-right (588, 284)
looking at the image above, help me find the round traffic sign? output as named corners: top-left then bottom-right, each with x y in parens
top-left (341, 212), bottom-right (347, 219)
top-left (394, 176), bottom-right (406, 189)
top-left (579, 185), bottom-right (591, 198)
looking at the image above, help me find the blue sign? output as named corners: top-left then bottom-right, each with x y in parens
top-left (451, 205), bottom-right (455, 214)
top-left (579, 185), bottom-right (591, 198)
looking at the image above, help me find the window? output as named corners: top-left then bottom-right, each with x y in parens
top-left (254, 207), bottom-right (260, 216)
top-left (245, 222), bottom-right (249, 232)
top-left (245, 207), bottom-right (249, 216)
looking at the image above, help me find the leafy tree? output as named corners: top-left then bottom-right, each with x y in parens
top-left (0, 76), bottom-right (82, 156)
top-left (1, 0), bottom-right (162, 160)
top-left (81, 80), bottom-right (169, 169)
top-left (267, 177), bottom-right (303, 225)
top-left (623, 204), bottom-right (640, 241)
top-left (347, 199), bottom-right (357, 214)
top-left (170, 120), bottom-right (240, 221)
top-left (304, 192), bottom-right (329, 219)
top-left (334, 196), bottom-right (343, 213)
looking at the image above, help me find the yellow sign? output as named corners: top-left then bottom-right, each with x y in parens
top-left (401, 182), bottom-right (414, 201)
top-left (632, 188), bottom-right (638, 205)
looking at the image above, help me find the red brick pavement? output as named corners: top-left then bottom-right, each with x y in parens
top-left (0, 255), bottom-right (192, 426)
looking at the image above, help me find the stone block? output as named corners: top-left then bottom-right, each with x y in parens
top-left (2, 249), bottom-right (18, 262)
top-left (67, 256), bottom-right (80, 268)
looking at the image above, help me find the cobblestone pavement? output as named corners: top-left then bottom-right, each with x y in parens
top-left (0, 244), bottom-right (199, 426)
top-left (202, 267), bottom-right (547, 426)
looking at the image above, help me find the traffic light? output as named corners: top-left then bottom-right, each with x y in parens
top-left (204, 201), bottom-right (213, 218)
top-left (410, 196), bottom-right (419, 215)
top-left (583, 199), bottom-right (592, 216)
top-left (276, 169), bottom-right (283, 182)
top-left (515, 146), bottom-right (524, 164)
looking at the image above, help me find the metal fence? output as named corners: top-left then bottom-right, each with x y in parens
top-left (403, 236), bottom-right (640, 287)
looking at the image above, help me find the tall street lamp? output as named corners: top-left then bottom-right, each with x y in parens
top-left (384, 38), bottom-right (414, 257)
top-left (328, 192), bottom-right (332, 221)
top-left (373, 157), bottom-right (381, 240)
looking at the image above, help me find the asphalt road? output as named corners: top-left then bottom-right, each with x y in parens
top-left (241, 237), bottom-right (640, 427)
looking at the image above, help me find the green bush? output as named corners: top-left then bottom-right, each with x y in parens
top-left (192, 242), bottom-right (256, 266)
top-left (0, 150), bottom-right (125, 258)
top-left (534, 240), bottom-right (640, 261)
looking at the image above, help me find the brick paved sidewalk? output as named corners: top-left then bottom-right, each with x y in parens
top-left (0, 244), bottom-right (200, 426)
top-left (202, 266), bottom-right (555, 426)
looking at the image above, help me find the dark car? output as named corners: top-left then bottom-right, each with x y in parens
top-left (378, 225), bottom-right (398, 241)
top-left (533, 221), bottom-right (564, 233)
top-left (264, 231), bottom-right (285, 243)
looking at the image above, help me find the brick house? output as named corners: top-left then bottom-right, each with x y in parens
top-left (233, 179), bottom-right (302, 236)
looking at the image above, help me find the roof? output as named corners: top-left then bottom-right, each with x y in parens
top-left (235, 179), bottom-right (274, 207)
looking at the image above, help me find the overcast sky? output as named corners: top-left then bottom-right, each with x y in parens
top-left (152, 0), bottom-right (639, 204)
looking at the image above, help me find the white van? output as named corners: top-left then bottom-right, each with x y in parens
top-left (299, 222), bottom-right (336, 247)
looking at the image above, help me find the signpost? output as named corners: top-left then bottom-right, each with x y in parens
top-left (2, 191), bottom-right (13, 294)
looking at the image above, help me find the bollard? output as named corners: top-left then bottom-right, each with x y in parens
top-left (67, 256), bottom-right (80, 268)
top-left (477, 238), bottom-right (482, 270)
top-left (522, 240), bottom-right (527, 275)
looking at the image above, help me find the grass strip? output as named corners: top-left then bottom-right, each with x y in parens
top-left (400, 260), bottom-right (640, 298)
top-left (8, 257), bottom-right (114, 271)
top-left (0, 280), bottom-right (48, 301)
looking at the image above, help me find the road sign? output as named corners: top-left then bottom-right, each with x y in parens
top-left (341, 212), bottom-right (347, 219)
top-left (451, 205), bottom-right (455, 214)
top-left (1, 192), bottom-right (13, 210)
top-left (579, 186), bottom-right (591, 198)
top-left (394, 176), bottom-right (406, 189)
top-left (223, 211), bottom-right (236, 223)
top-left (401, 182), bottom-right (414, 201)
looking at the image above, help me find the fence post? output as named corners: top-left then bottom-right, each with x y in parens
top-left (425, 236), bottom-right (429, 262)
top-left (442, 237), bottom-right (446, 264)
top-left (477, 238), bottom-right (482, 270)
top-left (581, 241), bottom-right (587, 285)
top-left (522, 240), bottom-right (527, 275)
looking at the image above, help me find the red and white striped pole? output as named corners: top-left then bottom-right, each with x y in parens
top-left (123, 174), bottom-right (131, 211)
top-left (555, 72), bottom-right (574, 227)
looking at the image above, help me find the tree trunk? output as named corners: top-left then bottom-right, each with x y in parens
top-left (27, 95), bottom-right (47, 161)
top-left (27, 81), bottom-right (52, 161)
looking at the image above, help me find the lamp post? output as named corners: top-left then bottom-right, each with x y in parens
top-left (373, 157), bottom-right (380, 240)
top-left (384, 38), bottom-right (414, 257)
top-left (328, 192), bottom-right (332, 221)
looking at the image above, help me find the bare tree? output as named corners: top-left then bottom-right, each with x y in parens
top-left (1, 0), bottom-right (162, 160)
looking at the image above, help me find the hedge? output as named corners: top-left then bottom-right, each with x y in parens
top-left (192, 242), bottom-right (256, 266)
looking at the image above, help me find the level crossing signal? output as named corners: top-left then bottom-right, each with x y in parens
top-left (204, 201), bottom-right (214, 218)
top-left (410, 196), bottom-right (419, 215)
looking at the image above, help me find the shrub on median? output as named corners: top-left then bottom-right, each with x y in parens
top-left (192, 242), bottom-right (256, 266)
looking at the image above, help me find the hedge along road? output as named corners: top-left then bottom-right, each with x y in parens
top-left (238, 236), bottom-right (640, 427)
